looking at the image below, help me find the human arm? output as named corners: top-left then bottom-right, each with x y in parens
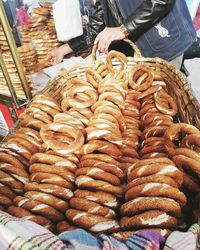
top-left (48, 0), bottom-right (104, 65)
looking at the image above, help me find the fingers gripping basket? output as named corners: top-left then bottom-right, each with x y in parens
top-left (42, 39), bottom-right (200, 129)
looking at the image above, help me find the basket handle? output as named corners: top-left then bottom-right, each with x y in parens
top-left (92, 38), bottom-right (142, 60)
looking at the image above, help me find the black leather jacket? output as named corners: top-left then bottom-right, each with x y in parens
top-left (68, 0), bottom-right (176, 53)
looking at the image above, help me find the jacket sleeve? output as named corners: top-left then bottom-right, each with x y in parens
top-left (124, 0), bottom-right (176, 40)
top-left (68, 0), bottom-right (105, 53)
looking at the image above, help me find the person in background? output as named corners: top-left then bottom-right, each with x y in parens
top-left (15, 1), bottom-right (31, 27)
top-left (49, 0), bottom-right (196, 69)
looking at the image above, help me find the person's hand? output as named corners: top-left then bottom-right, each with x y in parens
top-left (94, 27), bottom-right (125, 52)
top-left (48, 44), bottom-right (73, 65)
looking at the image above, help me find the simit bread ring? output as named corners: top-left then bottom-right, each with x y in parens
top-left (66, 208), bottom-right (119, 233)
top-left (0, 170), bottom-right (24, 193)
top-left (29, 163), bottom-right (75, 183)
top-left (129, 65), bottom-right (153, 91)
top-left (154, 89), bottom-right (177, 116)
top-left (0, 183), bottom-right (16, 199)
top-left (30, 172), bottom-right (73, 190)
top-left (128, 163), bottom-right (183, 187)
top-left (125, 182), bottom-right (187, 206)
top-left (0, 152), bottom-right (25, 170)
top-left (7, 205), bottom-right (54, 231)
top-left (24, 191), bottom-right (68, 213)
top-left (74, 189), bottom-right (119, 208)
top-left (172, 155), bottom-right (200, 178)
top-left (120, 197), bottom-right (182, 217)
top-left (106, 50), bottom-right (127, 73)
top-left (79, 159), bottom-right (123, 179)
top-left (75, 175), bottom-right (123, 197)
top-left (30, 153), bottom-right (77, 173)
top-left (125, 175), bottom-right (179, 191)
top-left (67, 83), bottom-right (98, 109)
top-left (80, 140), bottom-right (122, 158)
top-left (86, 68), bottom-right (103, 88)
top-left (164, 123), bottom-right (200, 148)
top-left (81, 154), bottom-right (121, 168)
top-left (0, 194), bottom-right (13, 207)
top-left (75, 167), bottom-right (120, 186)
top-left (56, 220), bottom-right (77, 234)
top-left (14, 196), bottom-right (64, 222)
top-left (69, 197), bottom-right (115, 218)
top-left (40, 123), bottom-right (84, 155)
top-left (25, 182), bottom-right (73, 200)
top-left (0, 163), bottom-right (29, 184)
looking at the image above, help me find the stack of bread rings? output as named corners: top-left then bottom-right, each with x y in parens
top-left (164, 123), bottom-right (200, 192)
top-left (65, 60), bottom-right (128, 234)
top-left (0, 125), bottom-right (42, 209)
top-left (8, 150), bottom-right (79, 232)
top-left (19, 94), bottom-right (61, 131)
top-left (1, 49), bottom-right (199, 239)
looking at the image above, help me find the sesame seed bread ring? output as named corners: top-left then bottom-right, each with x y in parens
top-left (125, 175), bottom-right (179, 191)
top-left (127, 158), bottom-right (174, 175)
top-left (138, 85), bottom-right (162, 100)
top-left (140, 103), bottom-right (159, 116)
top-left (113, 228), bottom-right (171, 242)
top-left (86, 68), bottom-right (103, 88)
top-left (125, 182), bottom-right (187, 207)
top-left (141, 153), bottom-right (168, 159)
top-left (0, 152), bottom-right (25, 170)
top-left (56, 220), bottom-right (77, 234)
top-left (46, 150), bottom-right (79, 164)
top-left (142, 137), bottom-right (165, 147)
top-left (7, 205), bottom-right (55, 232)
top-left (30, 172), bottom-right (73, 190)
top-left (154, 89), bottom-right (177, 116)
top-left (129, 66), bottom-right (153, 91)
top-left (75, 167), bottom-right (120, 186)
top-left (74, 189), bottom-right (119, 208)
top-left (75, 175), bottom-right (123, 197)
top-left (29, 103), bottom-right (59, 118)
top-left (0, 170), bottom-right (24, 192)
top-left (70, 197), bottom-right (115, 218)
top-left (181, 172), bottom-right (200, 192)
top-left (172, 155), bottom-right (200, 178)
top-left (0, 163), bottom-right (29, 184)
top-left (14, 196), bottom-right (64, 222)
top-left (169, 148), bottom-right (200, 162)
top-left (98, 91), bottom-right (125, 110)
top-left (79, 159), bottom-right (123, 179)
top-left (80, 140), bottom-right (122, 158)
top-left (66, 208), bottom-right (119, 233)
top-left (81, 153), bottom-right (121, 168)
top-left (90, 113), bottom-right (119, 128)
top-left (120, 197), bottom-right (182, 217)
top-left (0, 194), bottom-right (12, 207)
top-left (24, 191), bottom-right (68, 213)
top-left (40, 123), bottom-right (84, 155)
top-left (121, 147), bottom-right (139, 158)
top-left (128, 163), bottom-right (183, 187)
top-left (88, 116), bottom-right (121, 133)
top-left (7, 137), bottom-right (38, 154)
top-left (67, 84), bottom-right (98, 109)
top-left (164, 123), bottom-right (200, 148)
top-left (181, 134), bottom-right (200, 149)
top-left (141, 125), bottom-right (168, 140)
top-left (139, 145), bottom-right (166, 157)
top-left (0, 183), bottom-right (16, 199)
top-left (1, 142), bottom-right (32, 160)
top-left (15, 127), bottom-right (42, 142)
top-left (106, 50), bottom-right (127, 73)
top-left (24, 183), bottom-right (73, 200)
top-left (32, 95), bottom-right (61, 111)
top-left (20, 115), bottom-right (46, 131)
top-left (29, 163), bottom-right (75, 183)
top-left (30, 153), bottom-right (77, 173)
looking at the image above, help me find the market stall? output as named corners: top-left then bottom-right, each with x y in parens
top-left (0, 1), bottom-right (199, 249)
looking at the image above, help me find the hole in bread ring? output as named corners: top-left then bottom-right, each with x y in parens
top-left (40, 123), bottom-right (84, 155)
top-left (106, 50), bottom-right (127, 73)
top-left (154, 89), bottom-right (177, 116)
top-left (129, 65), bottom-right (153, 91)
top-left (67, 84), bottom-right (98, 109)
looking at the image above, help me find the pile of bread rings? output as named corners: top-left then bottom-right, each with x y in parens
top-left (0, 50), bottom-right (199, 239)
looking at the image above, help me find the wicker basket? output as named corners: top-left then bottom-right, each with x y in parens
top-left (42, 39), bottom-right (200, 129)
